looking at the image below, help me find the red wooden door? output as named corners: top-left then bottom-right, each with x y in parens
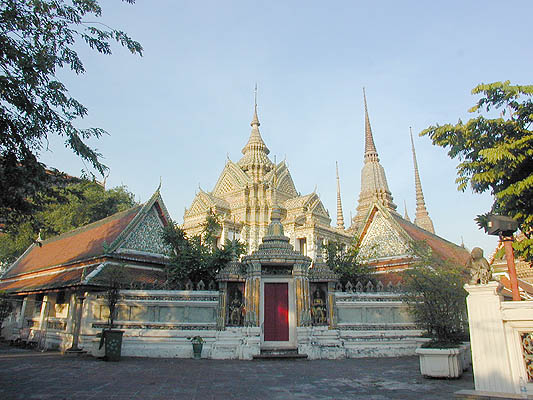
top-left (264, 283), bottom-right (289, 341)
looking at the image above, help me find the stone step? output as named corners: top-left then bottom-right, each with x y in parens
top-left (253, 348), bottom-right (308, 360)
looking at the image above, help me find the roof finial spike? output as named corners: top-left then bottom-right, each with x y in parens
top-left (363, 88), bottom-right (378, 160)
top-left (157, 176), bottom-right (162, 192)
top-left (251, 83), bottom-right (260, 127)
top-left (336, 161), bottom-right (345, 230)
top-left (404, 200), bottom-right (411, 222)
top-left (238, 84), bottom-right (273, 174)
top-left (410, 127), bottom-right (435, 234)
top-left (272, 155), bottom-right (278, 206)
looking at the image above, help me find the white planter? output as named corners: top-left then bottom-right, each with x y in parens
top-left (415, 347), bottom-right (463, 378)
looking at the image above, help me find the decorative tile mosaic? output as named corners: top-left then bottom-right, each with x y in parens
top-left (358, 211), bottom-right (408, 260)
top-left (120, 206), bottom-right (170, 255)
top-left (521, 332), bottom-right (533, 381)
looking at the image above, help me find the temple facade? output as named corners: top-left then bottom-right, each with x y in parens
top-left (182, 102), bottom-right (352, 260)
top-left (0, 90), bottom-right (470, 360)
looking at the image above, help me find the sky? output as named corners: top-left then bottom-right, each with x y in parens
top-left (38, 0), bottom-right (533, 257)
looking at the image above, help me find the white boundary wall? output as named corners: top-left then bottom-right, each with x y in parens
top-left (4, 289), bottom-right (425, 359)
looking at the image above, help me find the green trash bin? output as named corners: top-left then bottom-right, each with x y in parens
top-left (103, 330), bottom-right (124, 361)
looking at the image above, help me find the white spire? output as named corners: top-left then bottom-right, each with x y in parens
top-left (336, 161), bottom-right (345, 229)
top-left (410, 127), bottom-right (435, 234)
top-left (352, 88), bottom-right (397, 230)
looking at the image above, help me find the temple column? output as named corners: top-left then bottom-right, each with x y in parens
top-left (327, 281), bottom-right (337, 328)
top-left (216, 282), bottom-right (227, 330)
top-left (293, 262), bottom-right (311, 326)
top-left (37, 295), bottom-right (49, 330)
top-left (67, 293), bottom-right (85, 352)
top-left (17, 297), bottom-right (28, 330)
top-left (244, 262), bottom-right (261, 327)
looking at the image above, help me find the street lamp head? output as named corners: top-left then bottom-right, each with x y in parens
top-left (486, 214), bottom-right (519, 237)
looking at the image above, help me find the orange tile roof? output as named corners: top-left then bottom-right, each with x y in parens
top-left (392, 214), bottom-right (470, 267)
top-left (4, 206), bottom-right (142, 278)
top-left (0, 265), bottom-right (98, 293)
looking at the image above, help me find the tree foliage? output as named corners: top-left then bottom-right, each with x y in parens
top-left (162, 212), bottom-right (246, 288)
top-left (323, 240), bottom-right (373, 286)
top-left (0, 0), bottom-right (142, 226)
top-left (0, 180), bottom-right (136, 265)
top-left (421, 81), bottom-right (533, 261)
top-left (402, 241), bottom-right (469, 347)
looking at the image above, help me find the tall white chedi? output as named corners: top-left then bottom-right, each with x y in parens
top-left (410, 129), bottom-right (435, 234)
top-left (352, 89), bottom-right (398, 230)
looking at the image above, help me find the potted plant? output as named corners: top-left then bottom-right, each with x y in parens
top-left (98, 266), bottom-right (125, 362)
top-left (188, 336), bottom-right (204, 359)
top-left (402, 243), bottom-right (469, 378)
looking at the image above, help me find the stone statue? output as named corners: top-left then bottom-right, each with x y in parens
top-left (228, 291), bottom-right (243, 326)
top-left (468, 247), bottom-right (492, 284)
top-left (311, 287), bottom-right (327, 325)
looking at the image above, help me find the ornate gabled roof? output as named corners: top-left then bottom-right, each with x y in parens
top-left (2, 206), bottom-right (141, 279)
top-left (264, 161), bottom-right (298, 197)
top-left (392, 214), bottom-right (469, 266)
top-left (357, 204), bottom-right (411, 261)
top-left (201, 190), bottom-right (231, 210)
top-left (356, 201), bottom-right (469, 267)
top-left (283, 192), bottom-right (330, 221)
top-left (212, 160), bottom-right (251, 197)
top-left (236, 104), bottom-right (274, 175)
top-left (410, 130), bottom-right (435, 234)
top-left (184, 190), bottom-right (230, 218)
top-left (352, 89), bottom-right (397, 231)
top-left (1, 188), bottom-right (171, 285)
top-left (283, 193), bottom-right (314, 210)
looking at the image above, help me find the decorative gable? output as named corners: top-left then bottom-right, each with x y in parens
top-left (358, 210), bottom-right (409, 260)
top-left (119, 206), bottom-right (170, 255)
top-left (265, 162), bottom-right (298, 197)
top-left (277, 173), bottom-right (298, 197)
top-left (185, 195), bottom-right (209, 217)
top-left (310, 199), bottom-right (329, 218)
top-left (212, 161), bottom-right (249, 197)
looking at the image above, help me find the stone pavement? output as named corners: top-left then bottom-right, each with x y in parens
top-left (0, 344), bottom-right (473, 400)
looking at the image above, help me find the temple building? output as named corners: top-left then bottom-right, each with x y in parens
top-left (183, 90), bottom-right (468, 276)
top-left (182, 101), bottom-right (352, 260)
top-left (0, 90), bottom-right (470, 359)
top-left (350, 90), bottom-right (468, 277)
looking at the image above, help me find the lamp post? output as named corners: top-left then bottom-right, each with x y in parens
top-left (486, 215), bottom-right (520, 301)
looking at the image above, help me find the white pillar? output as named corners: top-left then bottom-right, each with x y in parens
top-left (18, 297), bottom-right (28, 329)
top-left (38, 295), bottom-right (49, 330)
top-left (465, 282), bottom-right (515, 394)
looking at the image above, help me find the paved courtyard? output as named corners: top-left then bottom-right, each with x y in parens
top-left (0, 344), bottom-right (473, 400)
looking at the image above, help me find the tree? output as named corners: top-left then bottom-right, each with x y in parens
top-left (402, 241), bottom-right (469, 347)
top-left (161, 214), bottom-right (246, 288)
top-left (0, 180), bottom-right (136, 265)
top-left (0, 0), bottom-right (142, 227)
top-left (421, 81), bottom-right (533, 261)
top-left (323, 240), bottom-right (373, 287)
